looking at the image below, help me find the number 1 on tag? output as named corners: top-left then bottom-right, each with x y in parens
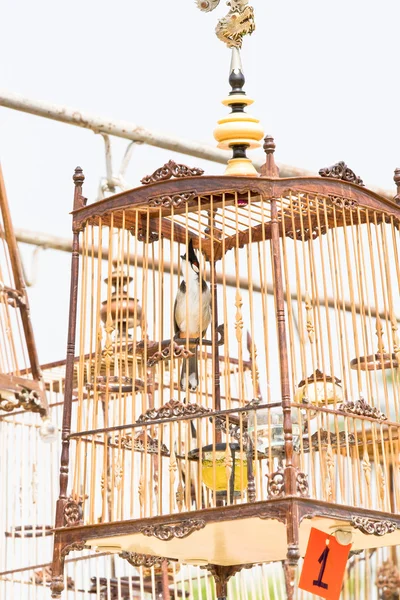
top-left (313, 546), bottom-right (329, 589)
top-left (299, 527), bottom-right (351, 600)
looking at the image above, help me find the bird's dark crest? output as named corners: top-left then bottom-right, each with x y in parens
top-left (188, 239), bottom-right (199, 268)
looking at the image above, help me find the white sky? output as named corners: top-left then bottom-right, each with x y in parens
top-left (0, 0), bottom-right (399, 363)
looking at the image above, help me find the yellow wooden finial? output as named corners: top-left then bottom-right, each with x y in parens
top-left (214, 48), bottom-right (264, 176)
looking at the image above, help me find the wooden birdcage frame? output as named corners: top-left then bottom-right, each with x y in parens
top-left (50, 149), bottom-right (400, 600)
top-left (0, 167), bottom-right (48, 417)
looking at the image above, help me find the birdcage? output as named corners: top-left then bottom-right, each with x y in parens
top-left (49, 11), bottom-right (400, 591)
top-left (49, 144), bottom-right (400, 599)
top-left (0, 167), bottom-right (48, 419)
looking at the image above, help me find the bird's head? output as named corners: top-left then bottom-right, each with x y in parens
top-left (181, 239), bottom-right (200, 278)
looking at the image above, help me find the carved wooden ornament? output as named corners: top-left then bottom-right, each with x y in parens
top-left (139, 519), bottom-right (206, 541)
top-left (141, 161), bottom-right (204, 185)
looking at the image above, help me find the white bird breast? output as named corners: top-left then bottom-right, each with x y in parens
top-left (175, 260), bottom-right (211, 337)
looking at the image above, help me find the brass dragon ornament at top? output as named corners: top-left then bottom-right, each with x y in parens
top-left (196, 0), bottom-right (255, 48)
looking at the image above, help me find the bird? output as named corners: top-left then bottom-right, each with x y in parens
top-left (174, 239), bottom-right (212, 392)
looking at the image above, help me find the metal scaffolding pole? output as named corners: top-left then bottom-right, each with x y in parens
top-left (12, 228), bottom-right (396, 321)
top-left (0, 89), bottom-right (392, 199)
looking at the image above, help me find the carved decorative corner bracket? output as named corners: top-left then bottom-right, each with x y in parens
top-left (351, 516), bottom-right (397, 536)
top-left (328, 195), bottom-right (358, 210)
top-left (296, 471), bottom-right (309, 498)
top-left (51, 541), bottom-right (88, 597)
top-left (257, 514), bottom-right (288, 527)
top-left (61, 540), bottom-right (88, 559)
top-left (339, 397), bottom-right (387, 422)
top-left (0, 386), bottom-right (46, 415)
top-left (63, 496), bottom-right (84, 527)
top-left (319, 161), bottom-right (364, 186)
top-left (295, 429), bottom-right (356, 454)
top-left (141, 161), bottom-right (204, 185)
top-left (148, 191), bottom-right (197, 209)
top-left (139, 518), bottom-right (206, 541)
top-left (146, 342), bottom-right (194, 368)
top-left (286, 222), bottom-right (328, 242)
top-left (136, 226), bottom-right (159, 244)
top-left (120, 551), bottom-right (168, 568)
top-left (266, 468), bottom-right (309, 499)
top-left (266, 469), bottom-right (285, 499)
top-left (215, 417), bottom-right (241, 441)
top-left (137, 400), bottom-right (211, 423)
top-left (116, 431), bottom-right (169, 456)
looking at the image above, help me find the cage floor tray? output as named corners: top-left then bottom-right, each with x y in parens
top-left (79, 500), bottom-right (400, 566)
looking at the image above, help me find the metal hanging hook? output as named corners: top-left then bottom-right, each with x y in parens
top-left (19, 244), bottom-right (45, 287)
top-left (97, 134), bottom-right (142, 201)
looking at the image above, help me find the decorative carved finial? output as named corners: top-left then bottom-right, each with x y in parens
top-left (72, 166), bottom-right (86, 210)
top-left (319, 161), bottom-right (364, 187)
top-left (394, 168), bottom-right (400, 205)
top-left (263, 135), bottom-right (275, 155)
top-left (196, 0), bottom-right (255, 49)
top-left (260, 135), bottom-right (279, 177)
top-left (73, 166), bottom-right (85, 186)
top-left (197, 0), bottom-right (261, 176)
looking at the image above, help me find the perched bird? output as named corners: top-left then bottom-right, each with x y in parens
top-left (174, 239), bottom-right (212, 391)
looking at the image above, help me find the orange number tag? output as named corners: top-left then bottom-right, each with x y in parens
top-left (298, 527), bottom-right (351, 600)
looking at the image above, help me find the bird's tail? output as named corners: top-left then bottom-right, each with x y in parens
top-left (180, 349), bottom-right (198, 392)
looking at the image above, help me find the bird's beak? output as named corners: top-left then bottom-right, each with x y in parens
top-left (180, 254), bottom-right (186, 260)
